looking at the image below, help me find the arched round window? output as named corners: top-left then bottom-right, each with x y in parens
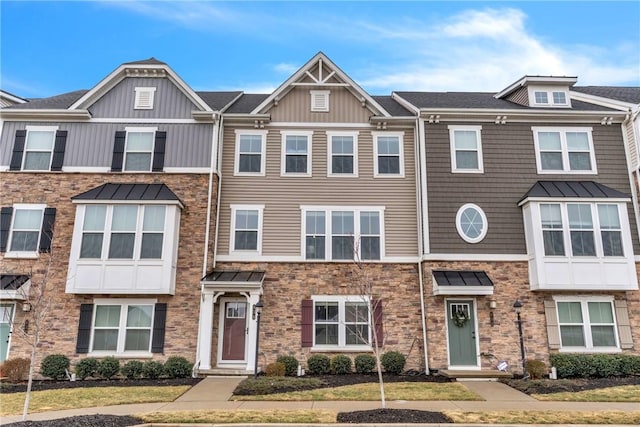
top-left (456, 204), bottom-right (487, 243)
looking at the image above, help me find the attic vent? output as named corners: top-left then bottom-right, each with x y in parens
top-left (310, 90), bottom-right (330, 112)
top-left (134, 87), bottom-right (157, 110)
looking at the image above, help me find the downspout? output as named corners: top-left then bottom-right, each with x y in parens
top-left (212, 115), bottom-right (224, 270)
top-left (621, 113), bottom-right (640, 245)
top-left (416, 116), bottom-right (430, 374)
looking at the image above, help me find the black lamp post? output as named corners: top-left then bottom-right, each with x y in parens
top-left (513, 299), bottom-right (527, 379)
top-left (253, 299), bottom-right (264, 379)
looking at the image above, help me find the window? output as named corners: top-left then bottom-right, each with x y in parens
top-left (568, 204), bottom-right (595, 256)
top-left (302, 207), bottom-right (383, 261)
top-left (556, 299), bottom-right (618, 350)
top-left (327, 132), bottom-right (358, 176)
top-left (373, 132), bottom-right (404, 177)
top-left (532, 127), bottom-right (596, 173)
top-left (534, 91), bottom-right (548, 104)
top-left (540, 204), bottom-right (564, 255)
top-left (134, 87), bottom-right (156, 109)
top-left (235, 131), bottom-right (266, 175)
top-left (230, 205), bottom-right (263, 253)
top-left (310, 90), bottom-right (330, 112)
top-left (456, 204), bottom-right (487, 243)
top-left (313, 297), bottom-right (370, 347)
top-left (22, 126), bottom-right (57, 171)
top-left (91, 301), bottom-right (154, 353)
top-left (0, 204), bottom-right (55, 256)
top-left (8, 208), bottom-right (43, 252)
top-left (281, 131), bottom-right (312, 176)
top-left (531, 89), bottom-right (569, 107)
top-left (449, 126), bottom-right (483, 173)
top-left (598, 205), bottom-right (623, 256)
top-left (79, 205), bottom-right (166, 260)
top-left (124, 128), bottom-right (156, 171)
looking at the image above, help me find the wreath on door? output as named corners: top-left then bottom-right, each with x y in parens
top-left (453, 309), bottom-right (470, 327)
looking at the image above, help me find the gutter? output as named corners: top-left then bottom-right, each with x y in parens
top-left (212, 115), bottom-right (225, 270)
top-left (202, 113), bottom-right (220, 277)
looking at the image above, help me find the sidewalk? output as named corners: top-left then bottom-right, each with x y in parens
top-left (1, 376), bottom-right (639, 425)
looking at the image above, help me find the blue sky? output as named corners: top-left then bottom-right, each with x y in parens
top-left (1, 1), bottom-right (639, 98)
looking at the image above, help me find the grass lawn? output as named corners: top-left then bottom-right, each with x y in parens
top-left (445, 410), bottom-right (640, 425)
top-left (231, 382), bottom-right (482, 401)
top-left (0, 385), bottom-right (190, 416)
top-left (533, 385), bottom-right (640, 402)
top-left (139, 409), bottom-right (336, 424)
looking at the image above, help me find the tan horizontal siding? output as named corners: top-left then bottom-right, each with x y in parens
top-left (269, 87), bottom-right (373, 123)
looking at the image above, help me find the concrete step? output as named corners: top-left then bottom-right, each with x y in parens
top-left (197, 368), bottom-right (252, 376)
top-left (438, 369), bottom-right (512, 380)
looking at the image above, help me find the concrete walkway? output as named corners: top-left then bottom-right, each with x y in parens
top-left (1, 376), bottom-right (639, 425)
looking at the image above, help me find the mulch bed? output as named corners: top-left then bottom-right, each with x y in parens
top-left (503, 376), bottom-right (640, 394)
top-left (4, 415), bottom-right (144, 427)
top-left (0, 377), bottom-right (201, 394)
top-left (337, 408), bottom-right (453, 423)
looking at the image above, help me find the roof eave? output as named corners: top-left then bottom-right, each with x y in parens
top-left (0, 109), bottom-right (91, 120)
top-left (417, 108), bottom-right (627, 123)
top-left (495, 76), bottom-right (578, 99)
top-left (570, 91), bottom-right (637, 111)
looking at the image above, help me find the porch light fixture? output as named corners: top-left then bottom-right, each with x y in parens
top-left (488, 297), bottom-right (497, 326)
top-left (254, 299), bottom-right (264, 379)
top-left (22, 302), bottom-right (32, 312)
top-left (513, 299), bottom-right (527, 379)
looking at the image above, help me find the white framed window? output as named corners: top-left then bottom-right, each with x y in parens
top-left (310, 90), bottom-right (330, 112)
top-left (537, 202), bottom-right (625, 258)
top-left (230, 204), bottom-right (264, 253)
top-left (554, 297), bottom-right (619, 351)
top-left (448, 125), bottom-right (483, 173)
top-left (22, 126), bottom-right (58, 171)
top-left (134, 87), bottom-right (156, 110)
top-left (281, 131), bottom-right (313, 176)
top-left (234, 131), bottom-right (267, 176)
top-left (312, 296), bottom-right (370, 348)
top-left (373, 132), bottom-right (404, 177)
top-left (327, 131), bottom-right (358, 176)
top-left (529, 87), bottom-right (570, 107)
top-left (301, 206), bottom-right (384, 261)
top-left (6, 204), bottom-right (46, 256)
top-left (455, 204), bottom-right (487, 244)
top-left (532, 127), bottom-right (596, 174)
top-left (124, 127), bottom-right (157, 172)
top-left (78, 204), bottom-right (166, 260)
top-left (90, 299), bottom-right (155, 354)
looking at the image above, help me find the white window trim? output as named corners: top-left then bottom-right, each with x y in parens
top-left (372, 131), bottom-right (405, 178)
top-left (532, 127), bottom-right (597, 174)
top-left (89, 298), bottom-right (157, 356)
top-left (280, 131), bottom-right (313, 177)
top-left (455, 203), bottom-right (488, 244)
top-left (448, 125), bottom-right (484, 173)
top-left (311, 295), bottom-right (372, 350)
top-left (300, 205), bottom-right (385, 261)
top-left (528, 86), bottom-right (571, 108)
top-left (230, 204), bottom-right (264, 256)
top-left (234, 130), bottom-right (267, 176)
top-left (552, 295), bottom-right (620, 352)
top-left (124, 126), bottom-right (158, 172)
top-left (5, 203), bottom-right (46, 259)
top-left (326, 131), bottom-right (359, 177)
top-left (310, 90), bottom-right (330, 112)
top-left (134, 87), bottom-right (156, 110)
top-left (22, 126), bottom-right (58, 171)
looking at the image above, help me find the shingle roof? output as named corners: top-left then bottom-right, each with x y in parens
top-left (520, 181), bottom-right (629, 203)
top-left (572, 86), bottom-right (640, 105)
top-left (371, 96), bottom-right (414, 116)
top-left (433, 271), bottom-right (494, 287)
top-left (1, 274), bottom-right (30, 291)
top-left (3, 90), bottom-right (88, 109)
top-left (224, 94), bottom-right (270, 114)
top-left (196, 91), bottom-right (242, 111)
top-left (202, 270), bottom-right (266, 283)
top-left (72, 183), bottom-right (183, 204)
top-left (123, 57), bottom-right (167, 66)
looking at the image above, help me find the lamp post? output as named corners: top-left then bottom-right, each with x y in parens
top-left (253, 299), bottom-right (263, 379)
top-left (513, 299), bottom-right (527, 379)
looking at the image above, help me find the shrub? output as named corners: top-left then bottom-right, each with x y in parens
top-left (381, 351), bottom-right (406, 375)
top-left (97, 357), bottom-right (120, 380)
top-left (142, 360), bottom-right (164, 379)
top-left (331, 355), bottom-right (352, 374)
top-left (550, 353), bottom-right (640, 378)
top-left (121, 360), bottom-right (144, 380)
top-left (2, 358), bottom-right (31, 383)
top-left (164, 356), bottom-right (192, 379)
top-left (307, 354), bottom-right (330, 375)
top-left (354, 354), bottom-right (376, 374)
top-left (525, 359), bottom-right (547, 379)
top-left (75, 358), bottom-right (98, 380)
top-left (265, 362), bottom-right (286, 377)
top-left (40, 354), bottom-right (70, 380)
top-left (276, 355), bottom-right (299, 376)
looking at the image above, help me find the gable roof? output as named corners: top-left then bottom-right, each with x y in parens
top-left (494, 75), bottom-right (578, 99)
top-left (3, 90), bottom-right (88, 110)
top-left (72, 183), bottom-right (184, 207)
top-left (225, 93), bottom-right (270, 114)
top-left (0, 90), bottom-right (28, 105)
top-left (519, 181), bottom-right (629, 205)
top-left (571, 86), bottom-right (640, 107)
top-left (196, 91), bottom-right (243, 111)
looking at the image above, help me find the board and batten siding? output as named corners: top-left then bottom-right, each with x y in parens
top-left (89, 77), bottom-right (198, 119)
top-left (0, 121), bottom-right (213, 168)
top-left (425, 122), bottom-right (640, 254)
top-left (217, 126), bottom-right (418, 258)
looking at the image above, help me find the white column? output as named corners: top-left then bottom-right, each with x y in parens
top-left (196, 291), bottom-right (215, 370)
top-left (245, 292), bottom-right (262, 372)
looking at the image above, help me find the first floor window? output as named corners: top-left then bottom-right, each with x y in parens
top-left (557, 300), bottom-right (617, 349)
top-left (92, 303), bottom-right (154, 352)
top-left (314, 298), bottom-right (369, 347)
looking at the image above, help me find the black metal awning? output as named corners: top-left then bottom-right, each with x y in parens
top-left (519, 181), bottom-right (629, 205)
top-left (201, 270), bottom-right (265, 292)
top-left (1, 275), bottom-right (30, 291)
top-left (432, 270), bottom-right (494, 296)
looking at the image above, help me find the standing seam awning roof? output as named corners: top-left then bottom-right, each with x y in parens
top-left (433, 271), bottom-right (494, 287)
top-left (1, 275), bottom-right (30, 291)
top-left (202, 270), bottom-right (266, 284)
top-left (72, 183), bottom-right (184, 207)
top-left (519, 181), bottom-right (629, 204)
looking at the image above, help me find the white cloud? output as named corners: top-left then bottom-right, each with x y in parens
top-left (273, 63), bottom-right (299, 75)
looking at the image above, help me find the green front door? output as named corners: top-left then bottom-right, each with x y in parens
top-left (0, 304), bottom-right (15, 363)
top-left (447, 300), bottom-right (478, 367)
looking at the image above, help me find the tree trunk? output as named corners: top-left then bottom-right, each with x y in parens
top-left (22, 343), bottom-right (37, 420)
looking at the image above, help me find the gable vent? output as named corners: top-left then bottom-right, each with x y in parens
top-left (134, 87), bottom-right (157, 110)
top-left (310, 90), bottom-right (330, 112)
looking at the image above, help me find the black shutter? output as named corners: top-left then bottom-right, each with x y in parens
top-left (9, 130), bottom-right (27, 171)
top-left (301, 299), bottom-right (313, 347)
top-left (151, 303), bottom-right (167, 353)
top-left (76, 304), bottom-right (94, 354)
top-left (39, 208), bottom-right (56, 253)
top-left (0, 207), bottom-right (13, 252)
top-left (152, 131), bottom-right (166, 172)
top-left (50, 130), bottom-right (67, 171)
top-left (111, 131), bottom-right (126, 172)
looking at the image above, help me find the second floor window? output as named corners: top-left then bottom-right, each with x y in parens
top-left (533, 127), bottom-right (596, 174)
top-left (281, 132), bottom-right (312, 176)
top-left (235, 132), bottom-right (266, 175)
top-left (0, 204), bottom-right (55, 256)
top-left (111, 128), bottom-right (166, 173)
top-left (373, 132), bottom-right (404, 177)
top-left (327, 132), bottom-right (358, 176)
top-left (231, 205), bottom-right (264, 253)
top-left (125, 130), bottom-right (155, 171)
top-left (449, 126), bottom-right (483, 173)
top-left (23, 128), bottom-right (56, 170)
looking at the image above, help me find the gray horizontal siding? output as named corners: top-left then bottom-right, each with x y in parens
top-left (269, 87), bottom-right (373, 123)
top-left (218, 126), bottom-right (419, 257)
top-left (89, 77), bottom-right (198, 119)
top-left (425, 122), bottom-right (640, 254)
top-left (0, 121), bottom-right (213, 168)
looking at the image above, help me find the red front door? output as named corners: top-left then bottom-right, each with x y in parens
top-left (222, 301), bottom-right (247, 361)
